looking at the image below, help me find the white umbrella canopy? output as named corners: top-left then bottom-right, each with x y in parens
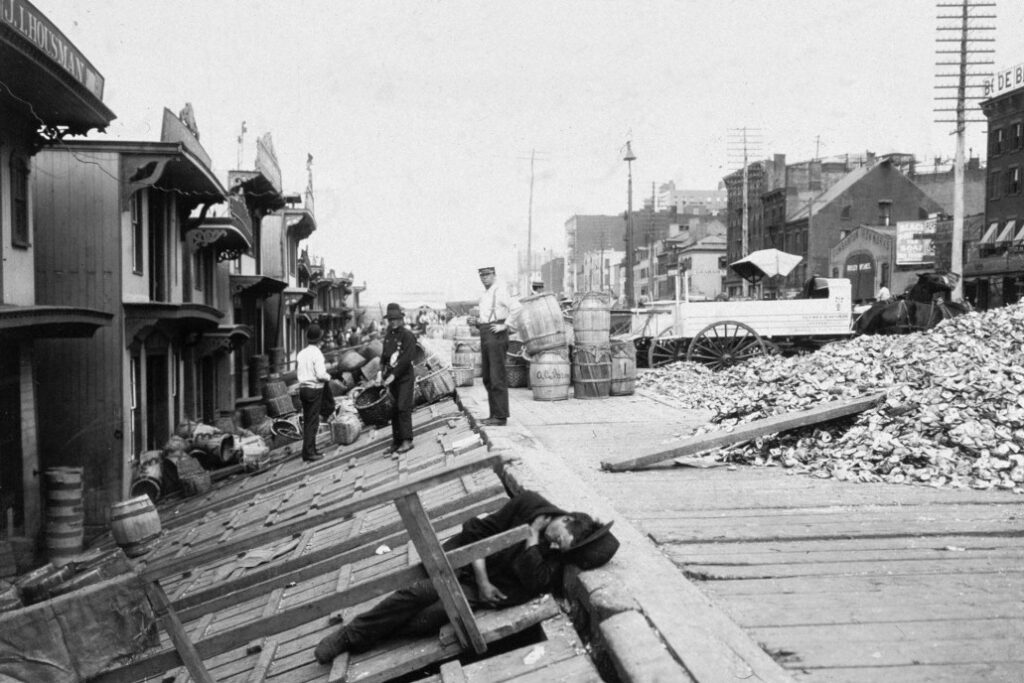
top-left (730, 249), bottom-right (803, 283)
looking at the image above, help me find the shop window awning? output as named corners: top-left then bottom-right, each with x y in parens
top-left (187, 214), bottom-right (253, 262)
top-left (0, 305), bottom-right (112, 339)
top-left (196, 324), bottom-right (252, 357)
top-left (1014, 222), bottom-right (1024, 246)
top-left (285, 209), bottom-right (317, 240)
top-left (995, 220), bottom-right (1017, 245)
top-left (979, 222), bottom-right (1000, 244)
top-left (230, 275), bottom-right (288, 299)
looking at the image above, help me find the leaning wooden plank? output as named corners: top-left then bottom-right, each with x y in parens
top-left (173, 493), bottom-right (506, 623)
top-left (438, 660), bottom-right (469, 683)
top-left (601, 392), bottom-right (886, 471)
top-left (93, 526), bottom-right (529, 683)
top-left (142, 581), bottom-right (215, 683)
top-left (396, 492), bottom-right (487, 654)
top-left (143, 451), bottom-right (506, 582)
top-left (343, 595), bottom-right (560, 683)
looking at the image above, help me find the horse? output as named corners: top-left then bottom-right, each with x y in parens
top-left (854, 272), bottom-right (968, 335)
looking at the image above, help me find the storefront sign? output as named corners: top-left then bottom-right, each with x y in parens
top-left (2, 0), bottom-right (105, 99)
top-left (983, 62), bottom-right (1024, 100)
top-left (256, 133), bottom-right (282, 194)
top-left (896, 219), bottom-right (937, 266)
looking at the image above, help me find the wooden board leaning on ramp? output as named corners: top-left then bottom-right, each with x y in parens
top-left (601, 392), bottom-right (887, 472)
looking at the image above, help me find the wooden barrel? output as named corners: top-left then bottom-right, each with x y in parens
top-left (528, 348), bottom-right (571, 401)
top-left (129, 451), bottom-right (164, 502)
top-left (337, 348), bottom-right (367, 372)
top-left (610, 339), bottom-right (637, 396)
top-left (43, 467), bottom-right (84, 565)
top-left (452, 339), bottom-right (482, 378)
top-left (519, 292), bottom-right (567, 355)
top-left (572, 344), bottom-right (611, 400)
top-left (192, 432), bottom-right (236, 469)
top-left (359, 339), bottom-right (383, 360)
top-left (109, 495), bottom-right (162, 557)
top-left (573, 292), bottom-right (612, 346)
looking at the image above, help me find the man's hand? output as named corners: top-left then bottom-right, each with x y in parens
top-left (489, 322), bottom-right (507, 333)
top-left (527, 514), bottom-right (551, 546)
top-left (477, 581), bottom-right (507, 606)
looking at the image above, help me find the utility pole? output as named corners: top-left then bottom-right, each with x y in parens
top-left (623, 141), bottom-right (637, 307)
top-left (649, 182), bottom-right (656, 299)
top-left (935, 0), bottom-right (995, 301)
top-left (727, 128), bottom-right (762, 298)
top-left (527, 149), bottom-right (535, 287)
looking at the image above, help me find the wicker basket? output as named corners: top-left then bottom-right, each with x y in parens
top-left (353, 386), bottom-right (392, 427)
top-left (505, 363), bottom-right (529, 388)
top-left (451, 366), bottom-right (474, 387)
top-left (418, 368), bottom-right (456, 404)
top-left (265, 395), bottom-right (294, 418)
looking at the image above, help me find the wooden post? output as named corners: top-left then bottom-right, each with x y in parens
top-left (395, 492), bottom-right (487, 654)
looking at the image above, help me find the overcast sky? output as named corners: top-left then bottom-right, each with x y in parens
top-left (35, 0), bottom-right (1024, 307)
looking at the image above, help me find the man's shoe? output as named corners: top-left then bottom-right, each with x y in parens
top-left (314, 627), bottom-right (349, 664)
top-left (395, 441), bottom-right (414, 453)
top-left (383, 443), bottom-right (400, 455)
top-left (303, 452), bottom-right (325, 462)
top-left (481, 417), bottom-right (507, 426)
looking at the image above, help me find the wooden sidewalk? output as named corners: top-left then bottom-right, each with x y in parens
top-left (484, 384), bottom-right (1024, 683)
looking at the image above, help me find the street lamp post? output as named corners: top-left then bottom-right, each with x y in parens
top-left (624, 141), bottom-right (636, 307)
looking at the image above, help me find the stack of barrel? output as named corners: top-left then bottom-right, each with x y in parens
top-left (43, 467), bottom-right (85, 566)
top-left (570, 292), bottom-right (636, 399)
top-left (518, 292), bottom-right (571, 401)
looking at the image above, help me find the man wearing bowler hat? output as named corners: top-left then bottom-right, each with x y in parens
top-left (313, 489), bottom-right (618, 662)
top-left (380, 303), bottom-right (418, 453)
top-left (467, 266), bottom-right (521, 426)
top-left (297, 324), bottom-right (333, 462)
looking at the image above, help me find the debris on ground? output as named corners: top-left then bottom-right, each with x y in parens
top-left (637, 303), bottom-right (1024, 492)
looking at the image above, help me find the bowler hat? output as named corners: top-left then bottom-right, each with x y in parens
top-left (385, 303), bottom-right (405, 320)
top-left (306, 324), bottom-right (323, 342)
top-left (564, 520), bottom-right (619, 570)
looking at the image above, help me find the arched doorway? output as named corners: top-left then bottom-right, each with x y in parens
top-left (844, 252), bottom-right (876, 302)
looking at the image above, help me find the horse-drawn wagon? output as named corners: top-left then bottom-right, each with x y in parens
top-left (629, 278), bottom-right (855, 369)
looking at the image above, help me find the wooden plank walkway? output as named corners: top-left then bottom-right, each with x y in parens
top-left (487, 384), bottom-right (1024, 683)
top-left (94, 398), bottom-right (596, 683)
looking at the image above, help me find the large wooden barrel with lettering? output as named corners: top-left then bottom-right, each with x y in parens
top-left (609, 339), bottom-right (637, 396)
top-left (573, 292), bottom-right (612, 346)
top-left (43, 467), bottom-right (84, 566)
top-left (528, 348), bottom-right (571, 401)
top-left (109, 495), bottom-right (162, 558)
top-left (518, 293), bottom-right (567, 355)
top-left (572, 344), bottom-right (611, 400)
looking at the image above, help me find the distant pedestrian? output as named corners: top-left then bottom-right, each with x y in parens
top-left (380, 303), bottom-right (417, 454)
top-left (467, 266), bottom-right (521, 426)
top-left (877, 282), bottom-right (891, 302)
top-left (296, 324), bottom-right (333, 462)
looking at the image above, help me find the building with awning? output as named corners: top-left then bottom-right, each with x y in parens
top-left (972, 66), bottom-right (1024, 309)
top-left (31, 106), bottom-right (243, 527)
top-left (1, 0), bottom-right (116, 547)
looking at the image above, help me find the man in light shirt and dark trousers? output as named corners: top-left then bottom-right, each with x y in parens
top-left (467, 266), bottom-right (521, 427)
top-left (297, 324), bottom-right (334, 462)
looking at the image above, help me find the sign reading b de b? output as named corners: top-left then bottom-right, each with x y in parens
top-left (984, 63), bottom-right (1024, 99)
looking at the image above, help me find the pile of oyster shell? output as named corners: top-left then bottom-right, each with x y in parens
top-left (637, 303), bottom-right (1024, 492)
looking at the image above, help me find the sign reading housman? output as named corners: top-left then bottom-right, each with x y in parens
top-left (983, 62), bottom-right (1024, 100)
top-left (896, 218), bottom-right (938, 266)
top-left (2, 0), bottom-right (105, 99)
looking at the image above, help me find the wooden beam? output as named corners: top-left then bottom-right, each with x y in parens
top-left (143, 451), bottom-right (506, 581)
top-left (142, 581), bottom-right (214, 683)
top-left (396, 492), bottom-right (486, 653)
top-left (601, 392), bottom-right (886, 471)
top-left (94, 526), bottom-right (529, 683)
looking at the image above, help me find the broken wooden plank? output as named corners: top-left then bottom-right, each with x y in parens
top-left (142, 581), bottom-right (215, 683)
top-left (601, 392), bottom-right (886, 471)
top-left (396, 491), bottom-right (486, 654)
top-left (143, 451), bottom-right (506, 582)
top-left (94, 526), bottom-right (530, 683)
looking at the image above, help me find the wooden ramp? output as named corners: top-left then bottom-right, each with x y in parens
top-left (93, 399), bottom-right (594, 683)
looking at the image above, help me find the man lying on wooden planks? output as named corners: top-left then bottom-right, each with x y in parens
top-left (314, 490), bottom-right (619, 663)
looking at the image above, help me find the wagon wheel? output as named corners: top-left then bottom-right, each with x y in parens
top-left (686, 320), bottom-right (767, 371)
top-left (648, 326), bottom-right (684, 368)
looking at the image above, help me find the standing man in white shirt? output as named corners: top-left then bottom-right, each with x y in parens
top-left (467, 266), bottom-right (521, 426)
top-left (296, 324), bottom-right (332, 462)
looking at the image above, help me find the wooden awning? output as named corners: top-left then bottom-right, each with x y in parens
top-left (283, 286), bottom-right (315, 308)
top-left (187, 200), bottom-right (253, 262)
top-left (0, 305), bottom-right (112, 339)
top-left (284, 208), bottom-right (316, 240)
top-left (123, 302), bottom-right (222, 342)
top-left (196, 324), bottom-right (252, 357)
top-left (230, 275), bottom-right (288, 299)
